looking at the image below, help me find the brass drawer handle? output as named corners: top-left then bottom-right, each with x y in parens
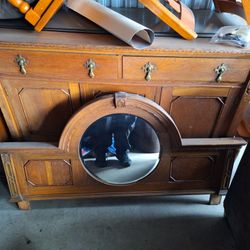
top-left (85, 59), bottom-right (96, 78)
top-left (214, 64), bottom-right (228, 83)
top-left (142, 62), bottom-right (157, 81)
top-left (16, 55), bottom-right (27, 75)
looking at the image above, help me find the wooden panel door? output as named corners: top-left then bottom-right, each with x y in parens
top-left (1, 79), bottom-right (81, 141)
top-left (160, 86), bottom-right (242, 138)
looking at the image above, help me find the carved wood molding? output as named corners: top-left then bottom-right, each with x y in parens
top-left (1, 153), bottom-right (22, 200)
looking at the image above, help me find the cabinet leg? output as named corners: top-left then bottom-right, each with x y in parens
top-left (17, 201), bottom-right (31, 210)
top-left (209, 194), bottom-right (222, 205)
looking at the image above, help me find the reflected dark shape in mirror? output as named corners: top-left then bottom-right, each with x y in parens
top-left (79, 114), bottom-right (160, 185)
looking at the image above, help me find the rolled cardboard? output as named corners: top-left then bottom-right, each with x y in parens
top-left (66, 0), bottom-right (154, 49)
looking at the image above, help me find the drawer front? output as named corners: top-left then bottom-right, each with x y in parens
top-left (123, 56), bottom-right (250, 83)
top-left (0, 50), bottom-right (120, 80)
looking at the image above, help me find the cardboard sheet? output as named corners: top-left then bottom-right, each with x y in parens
top-left (66, 0), bottom-right (154, 49)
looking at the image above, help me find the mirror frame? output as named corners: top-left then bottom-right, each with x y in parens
top-left (59, 93), bottom-right (182, 156)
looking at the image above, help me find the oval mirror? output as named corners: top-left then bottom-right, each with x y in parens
top-left (79, 114), bottom-right (160, 185)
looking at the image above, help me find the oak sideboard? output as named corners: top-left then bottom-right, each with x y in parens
top-left (0, 27), bottom-right (249, 209)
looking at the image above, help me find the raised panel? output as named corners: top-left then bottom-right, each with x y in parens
top-left (24, 160), bottom-right (73, 186)
top-left (170, 96), bottom-right (225, 138)
top-left (19, 88), bottom-right (73, 136)
top-left (170, 156), bottom-right (215, 182)
top-left (2, 79), bottom-right (81, 141)
top-left (160, 86), bottom-right (243, 138)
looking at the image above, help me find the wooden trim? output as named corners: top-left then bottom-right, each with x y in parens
top-left (228, 74), bottom-right (250, 136)
top-left (0, 82), bottom-right (22, 139)
top-left (0, 110), bottom-right (9, 141)
top-left (172, 87), bottom-right (229, 97)
top-left (0, 30), bottom-right (249, 58)
top-left (1, 154), bottom-right (23, 201)
top-left (182, 138), bottom-right (246, 148)
top-left (69, 82), bottom-right (81, 111)
top-left (213, 87), bottom-right (241, 136)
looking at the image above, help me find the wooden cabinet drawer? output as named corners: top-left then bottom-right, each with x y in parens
top-left (123, 56), bottom-right (250, 83)
top-left (0, 50), bottom-right (119, 80)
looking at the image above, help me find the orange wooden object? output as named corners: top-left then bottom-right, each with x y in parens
top-left (242, 0), bottom-right (250, 24)
top-left (139, 0), bottom-right (197, 40)
top-left (8, 0), bottom-right (64, 32)
top-left (7, 0), bottom-right (30, 13)
top-left (26, 0), bottom-right (54, 26)
top-left (34, 0), bottom-right (64, 32)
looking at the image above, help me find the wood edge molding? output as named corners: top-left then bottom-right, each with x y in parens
top-left (0, 83), bottom-right (23, 139)
top-left (0, 137), bottom-right (245, 153)
top-left (1, 42), bottom-right (249, 58)
top-left (0, 142), bottom-right (58, 153)
top-left (12, 189), bottom-right (217, 202)
top-left (228, 74), bottom-right (250, 136)
top-left (182, 137), bottom-right (247, 148)
top-left (1, 153), bottom-right (23, 201)
top-left (0, 31), bottom-right (249, 57)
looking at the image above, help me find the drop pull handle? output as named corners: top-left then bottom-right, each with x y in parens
top-left (215, 64), bottom-right (228, 83)
top-left (142, 62), bottom-right (157, 81)
top-left (85, 59), bottom-right (96, 78)
top-left (16, 55), bottom-right (27, 75)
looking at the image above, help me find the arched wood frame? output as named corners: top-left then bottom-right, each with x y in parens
top-left (59, 93), bottom-right (182, 158)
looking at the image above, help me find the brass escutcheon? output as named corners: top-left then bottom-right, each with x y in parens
top-left (16, 55), bottom-right (27, 75)
top-left (142, 62), bottom-right (157, 81)
top-left (85, 59), bottom-right (96, 78)
top-left (214, 63), bottom-right (228, 83)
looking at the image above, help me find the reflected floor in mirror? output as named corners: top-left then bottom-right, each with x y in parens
top-left (80, 113), bottom-right (160, 185)
top-left (84, 152), bottom-right (159, 184)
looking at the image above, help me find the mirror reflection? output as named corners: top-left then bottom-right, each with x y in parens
top-left (79, 114), bottom-right (160, 185)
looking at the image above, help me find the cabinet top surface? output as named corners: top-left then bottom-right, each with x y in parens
top-left (0, 28), bottom-right (250, 57)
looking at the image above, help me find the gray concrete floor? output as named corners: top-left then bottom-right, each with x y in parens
top-left (0, 178), bottom-right (236, 250)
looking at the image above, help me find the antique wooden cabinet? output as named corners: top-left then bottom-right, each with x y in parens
top-left (0, 27), bottom-right (249, 209)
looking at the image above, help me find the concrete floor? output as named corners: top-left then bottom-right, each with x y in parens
top-left (0, 178), bottom-right (236, 250)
